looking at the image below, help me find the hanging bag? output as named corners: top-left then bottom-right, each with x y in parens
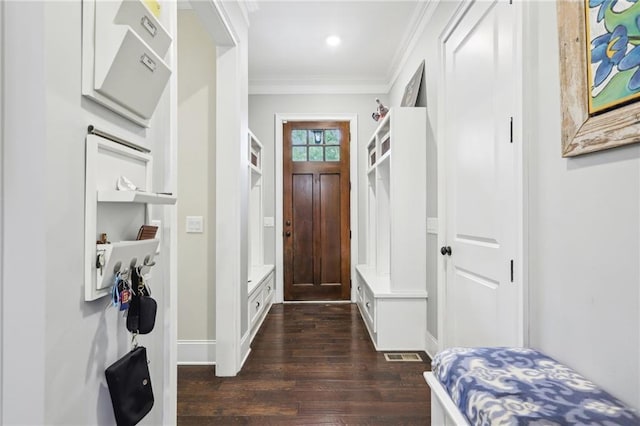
top-left (105, 345), bottom-right (154, 426)
top-left (127, 268), bottom-right (157, 334)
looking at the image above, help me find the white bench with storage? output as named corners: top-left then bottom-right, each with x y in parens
top-left (424, 347), bottom-right (640, 425)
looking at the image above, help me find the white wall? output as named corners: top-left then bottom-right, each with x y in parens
top-left (0, 0), bottom-right (5, 419)
top-left (387, 0), bottom-right (639, 410)
top-left (177, 10), bottom-right (216, 344)
top-left (525, 1), bottom-right (639, 410)
top-left (248, 93), bottom-right (384, 268)
top-left (3, 2), bottom-right (176, 424)
top-left (2, 2), bottom-right (46, 423)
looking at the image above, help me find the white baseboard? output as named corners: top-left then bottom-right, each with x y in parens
top-left (240, 330), bottom-right (251, 369)
top-left (177, 340), bottom-right (216, 365)
top-left (425, 331), bottom-right (439, 360)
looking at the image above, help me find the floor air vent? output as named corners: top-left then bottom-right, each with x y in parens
top-left (384, 353), bottom-right (422, 362)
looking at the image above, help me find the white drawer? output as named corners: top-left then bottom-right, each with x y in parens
top-left (356, 280), bottom-right (365, 303)
top-left (363, 285), bottom-right (376, 332)
top-left (262, 274), bottom-right (274, 304)
top-left (248, 287), bottom-right (264, 326)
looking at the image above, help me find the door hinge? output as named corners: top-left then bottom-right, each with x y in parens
top-left (509, 117), bottom-right (513, 143)
top-left (510, 259), bottom-right (514, 282)
top-left (349, 181), bottom-right (352, 191)
top-left (349, 230), bottom-right (352, 239)
top-left (350, 279), bottom-right (352, 289)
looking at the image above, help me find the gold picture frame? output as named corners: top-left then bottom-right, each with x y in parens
top-left (557, 0), bottom-right (640, 157)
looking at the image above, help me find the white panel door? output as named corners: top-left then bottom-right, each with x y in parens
top-left (443, 0), bottom-right (521, 347)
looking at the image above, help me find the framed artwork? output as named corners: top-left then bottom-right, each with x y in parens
top-left (401, 60), bottom-right (425, 107)
top-left (558, 1), bottom-right (640, 157)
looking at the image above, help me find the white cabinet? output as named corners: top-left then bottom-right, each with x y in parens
top-left (356, 108), bottom-right (428, 350)
top-left (247, 130), bottom-right (274, 343)
top-left (248, 266), bottom-right (275, 342)
top-left (248, 131), bottom-right (265, 271)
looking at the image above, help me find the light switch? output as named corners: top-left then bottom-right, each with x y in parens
top-left (427, 217), bottom-right (439, 235)
top-left (264, 217), bottom-right (275, 227)
top-left (186, 216), bottom-right (204, 233)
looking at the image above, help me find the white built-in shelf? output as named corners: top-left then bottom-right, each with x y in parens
top-left (377, 151), bottom-right (391, 167)
top-left (250, 164), bottom-right (262, 177)
top-left (98, 190), bottom-right (177, 204)
top-left (248, 264), bottom-right (275, 296)
top-left (356, 107), bottom-right (428, 350)
top-left (378, 113), bottom-right (391, 134)
top-left (245, 129), bottom-right (273, 352)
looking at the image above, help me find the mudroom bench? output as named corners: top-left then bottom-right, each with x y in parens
top-left (424, 347), bottom-right (640, 425)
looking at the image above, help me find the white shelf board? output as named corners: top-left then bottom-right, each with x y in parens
top-left (376, 151), bottom-right (391, 167)
top-left (249, 130), bottom-right (264, 149)
top-left (356, 265), bottom-right (428, 299)
top-left (98, 190), bottom-right (177, 205)
top-left (374, 112), bottom-right (391, 134)
top-left (248, 264), bottom-right (274, 296)
top-left (250, 164), bottom-right (262, 176)
top-left (367, 138), bottom-right (376, 149)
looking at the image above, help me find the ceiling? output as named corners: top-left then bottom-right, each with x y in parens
top-left (246, 1), bottom-right (431, 94)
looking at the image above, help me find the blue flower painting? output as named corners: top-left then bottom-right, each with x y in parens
top-left (587, 0), bottom-right (640, 113)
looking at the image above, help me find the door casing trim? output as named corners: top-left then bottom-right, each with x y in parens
top-left (275, 113), bottom-right (358, 304)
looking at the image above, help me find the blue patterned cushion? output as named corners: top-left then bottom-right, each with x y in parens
top-left (432, 347), bottom-right (640, 425)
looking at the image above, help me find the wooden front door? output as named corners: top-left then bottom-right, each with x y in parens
top-left (283, 121), bottom-right (350, 301)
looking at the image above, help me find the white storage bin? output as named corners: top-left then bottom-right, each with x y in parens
top-left (113, 0), bottom-right (172, 57)
top-left (95, 29), bottom-right (171, 119)
top-left (83, 0), bottom-right (173, 127)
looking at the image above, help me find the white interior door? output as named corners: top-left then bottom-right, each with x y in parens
top-left (442, 0), bottom-right (521, 348)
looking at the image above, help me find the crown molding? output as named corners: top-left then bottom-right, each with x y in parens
top-left (249, 83), bottom-right (389, 95)
top-left (384, 1), bottom-right (431, 82)
top-left (386, 0), bottom-right (440, 91)
top-left (245, 0), bottom-right (259, 13)
top-left (237, 1), bottom-right (251, 27)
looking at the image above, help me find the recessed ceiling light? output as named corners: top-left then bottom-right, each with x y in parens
top-left (326, 35), bottom-right (341, 47)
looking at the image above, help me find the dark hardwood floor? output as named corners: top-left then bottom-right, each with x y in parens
top-left (177, 303), bottom-right (431, 425)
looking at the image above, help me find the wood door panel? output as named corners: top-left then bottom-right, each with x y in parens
top-left (283, 121), bottom-right (351, 301)
top-left (292, 174), bottom-right (314, 286)
top-left (320, 173), bottom-right (341, 285)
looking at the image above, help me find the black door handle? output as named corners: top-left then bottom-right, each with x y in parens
top-left (440, 246), bottom-right (452, 256)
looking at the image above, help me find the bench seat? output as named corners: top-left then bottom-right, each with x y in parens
top-left (426, 347), bottom-right (639, 425)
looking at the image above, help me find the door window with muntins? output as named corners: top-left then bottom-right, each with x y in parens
top-left (291, 129), bottom-right (341, 162)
